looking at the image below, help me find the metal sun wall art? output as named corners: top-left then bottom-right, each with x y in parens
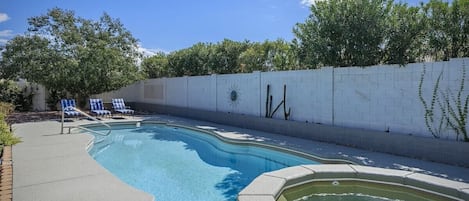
top-left (228, 84), bottom-right (240, 107)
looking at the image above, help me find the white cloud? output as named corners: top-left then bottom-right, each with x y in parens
top-left (0, 13), bottom-right (10, 23)
top-left (0, 38), bottom-right (8, 44)
top-left (135, 45), bottom-right (169, 66)
top-left (0, 30), bottom-right (13, 37)
top-left (138, 47), bottom-right (157, 57)
top-left (0, 14), bottom-right (13, 44)
top-left (0, 30), bottom-right (14, 45)
top-left (138, 45), bottom-right (168, 57)
top-left (300, 0), bottom-right (324, 7)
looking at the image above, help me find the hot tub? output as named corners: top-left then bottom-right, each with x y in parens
top-left (238, 164), bottom-right (469, 201)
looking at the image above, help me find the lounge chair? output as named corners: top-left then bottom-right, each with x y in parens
top-left (89, 98), bottom-right (111, 117)
top-left (112, 98), bottom-right (134, 115)
top-left (60, 99), bottom-right (80, 117)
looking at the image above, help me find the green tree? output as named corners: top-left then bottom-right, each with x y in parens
top-left (268, 39), bottom-right (298, 71)
top-left (141, 52), bottom-right (170, 78)
top-left (238, 39), bottom-right (297, 72)
top-left (384, 3), bottom-right (426, 65)
top-left (0, 8), bottom-right (141, 106)
top-left (165, 42), bottom-right (214, 77)
top-left (189, 42), bottom-right (212, 75)
top-left (293, 0), bottom-right (391, 67)
top-left (421, 0), bottom-right (469, 61)
top-left (165, 39), bottom-right (250, 75)
top-left (449, 0), bottom-right (469, 58)
top-left (238, 42), bottom-right (268, 72)
top-left (422, 0), bottom-right (452, 61)
top-left (209, 39), bottom-right (250, 74)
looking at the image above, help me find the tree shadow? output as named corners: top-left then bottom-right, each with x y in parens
top-left (215, 172), bottom-right (248, 201)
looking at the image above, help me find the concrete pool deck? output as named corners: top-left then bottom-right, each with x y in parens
top-left (11, 118), bottom-right (153, 201)
top-left (11, 114), bottom-right (469, 200)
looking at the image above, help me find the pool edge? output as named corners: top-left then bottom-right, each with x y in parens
top-left (237, 164), bottom-right (469, 201)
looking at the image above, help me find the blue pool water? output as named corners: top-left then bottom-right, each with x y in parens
top-left (88, 124), bottom-right (320, 201)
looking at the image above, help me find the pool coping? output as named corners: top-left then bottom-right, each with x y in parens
top-left (237, 164), bottom-right (469, 201)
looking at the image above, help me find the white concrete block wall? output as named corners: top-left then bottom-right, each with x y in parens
top-left (165, 77), bottom-right (188, 107)
top-left (95, 57), bottom-right (469, 140)
top-left (311, 67), bottom-right (334, 124)
top-left (187, 76), bottom-right (215, 111)
top-left (390, 63), bottom-right (431, 136)
top-left (215, 72), bottom-right (261, 116)
top-left (260, 69), bottom-right (333, 124)
top-left (32, 84), bottom-right (47, 111)
top-left (95, 81), bottom-right (143, 103)
top-left (333, 64), bottom-right (426, 135)
top-left (127, 81), bottom-right (144, 102)
top-left (332, 59), bottom-right (468, 139)
top-left (334, 67), bottom-right (375, 129)
top-left (142, 79), bottom-right (166, 104)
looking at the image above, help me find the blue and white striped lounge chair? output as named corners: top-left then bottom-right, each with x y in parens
top-left (89, 98), bottom-right (111, 117)
top-left (112, 98), bottom-right (134, 115)
top-left (60, 99), bottom-right (80, 117)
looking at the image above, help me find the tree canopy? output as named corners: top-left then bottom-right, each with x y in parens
top-left (293, 0), bottom-right (469, 67)
top-left (139, 0), bottom-right (468, 79)
top-left (0, 8), bottom-right (142, 106)
top-left (141, 52), bottom-right (169, 79)
top-left (141, 39), bottom-right (299, 78)
top-left (294, 0), bottom-right (391, 67)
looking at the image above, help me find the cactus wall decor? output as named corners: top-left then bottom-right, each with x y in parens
top-left (265, 84), bottom-right (291, 120)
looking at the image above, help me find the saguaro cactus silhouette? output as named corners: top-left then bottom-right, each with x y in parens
top-left (265, 84), bottom-right (291, 120)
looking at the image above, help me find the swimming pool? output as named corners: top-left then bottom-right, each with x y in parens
top-left (88, 123), bottom-right (321, 201)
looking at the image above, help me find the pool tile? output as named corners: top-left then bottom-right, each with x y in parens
top-left (238, 175), bottom-right (285, 197)
top-left (264, 166), bottom-right (315, 187)
top-left (301, 164), bottom-right (357, 179)
top-left (350, 165), bottom-right (412, 184)
top-left (237, 195), bottom-right (275, 201)
top-left (404, 172), bottom-right (469, 198)
top-left (459, 188), bottom-right (469, 201)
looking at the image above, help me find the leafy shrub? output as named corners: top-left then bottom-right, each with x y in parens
top-left (0, 102), bottom-right (14, 115)
top-left (0, 80), bottom-right (21, 103)
top-left (46, 89), bottom-right (65, 111)
top-left (0, 80), bottom-right (34, 111)
top-left (0, 102), bottom-right (21, 146)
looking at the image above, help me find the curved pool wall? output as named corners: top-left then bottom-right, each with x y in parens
top-left (81, 121), bottom-right (349, 201)
top-left (81, 121), bottom-right (352, 165)
top-left (130, 103), bottom-right (469, 167)
top-left (238, 164), bottom-right (469, 201)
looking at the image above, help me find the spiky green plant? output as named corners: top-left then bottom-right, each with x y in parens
top-left (418, 64), bottom-right (446, 138)
top-left (443, 63), bottom-right (468, 141)
top-left (418, 62), bottom-right (469, 141)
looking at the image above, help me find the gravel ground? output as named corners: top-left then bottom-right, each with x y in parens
top-left (6, 111), bottom-right (61, 124)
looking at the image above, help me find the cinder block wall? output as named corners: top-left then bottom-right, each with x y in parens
top-left (99, 58), bottom-right (469, 140)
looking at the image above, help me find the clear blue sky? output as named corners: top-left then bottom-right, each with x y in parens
top-left (1, 0), bottom-right (425, 53)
